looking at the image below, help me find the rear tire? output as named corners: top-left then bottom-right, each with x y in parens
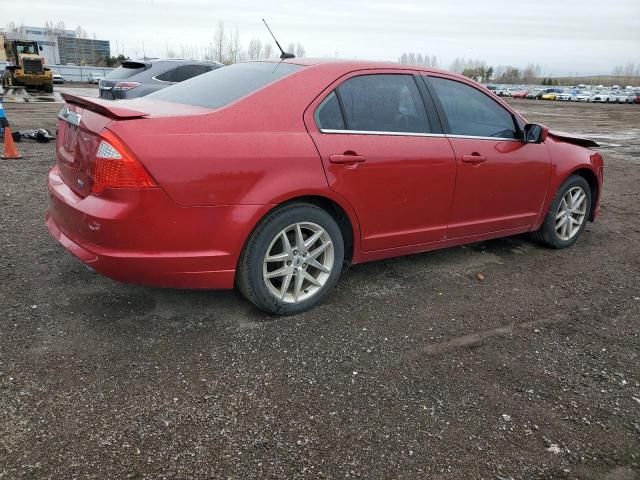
top-left (44, 83), bottom-right (53, 93)
top-left (237, 203), bottom-right (344, 315)
top-left (531, 175), bottom-right (592, 249)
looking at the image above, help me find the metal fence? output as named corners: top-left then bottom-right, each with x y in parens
top-left (49, 65), bottom-right (114, 82)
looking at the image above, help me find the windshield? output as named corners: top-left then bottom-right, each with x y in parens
top-left (148, 62), bottom-right (304, 109)
top-left (15, 44), bottom-right (37, 55)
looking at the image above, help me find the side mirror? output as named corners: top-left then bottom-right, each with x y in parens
top-left (523, 123), bottom-right (548, 143)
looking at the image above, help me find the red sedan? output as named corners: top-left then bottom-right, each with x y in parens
top-left (47, 59), bottom-right (604, 315)
top-left (511, 90), bottom-right (529, 99)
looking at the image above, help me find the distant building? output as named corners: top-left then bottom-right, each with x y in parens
top-left (57, 37), bottom-right (110, 65)
top-left (2, 26), bottom-right (110, 66)
top-left (2, 27), bottom-right (61, 64)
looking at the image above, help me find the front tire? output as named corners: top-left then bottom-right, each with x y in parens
top-left (531, 175), bottom-right (592, 249)
top-left (237, 203), bottom-right (345, 315)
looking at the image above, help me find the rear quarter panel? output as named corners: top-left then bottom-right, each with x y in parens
top-left (107, 66), bottom-right (362, 208)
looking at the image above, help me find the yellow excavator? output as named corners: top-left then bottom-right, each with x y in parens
top-left (1, 36), bottom-right (54, 93)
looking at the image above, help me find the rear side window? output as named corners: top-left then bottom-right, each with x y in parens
top-left (315, 92), bottom-right (345, 130)
top-left (106, 61), bottom-right (147, 80)
top-left (429, 77), bottom-right (518, 139)
top-left (155, 64), bottom-right (214, 83)
top-left (334, 75), bottom-right (430, 133)
top-left (148, 62), bottom-right (303, 109)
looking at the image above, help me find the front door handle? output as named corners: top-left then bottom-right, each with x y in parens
top-left (462, 153), bottom-right (487, 164)
top-left (329, 153), bottom-right (367, 164)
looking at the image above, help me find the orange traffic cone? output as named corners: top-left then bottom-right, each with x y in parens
top-left (1, 101), bottom-right (22, 159)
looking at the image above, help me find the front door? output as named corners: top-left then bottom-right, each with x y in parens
top-left (425, 75), bottom-right (551, 238)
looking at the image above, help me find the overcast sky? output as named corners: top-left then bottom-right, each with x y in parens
top-left (6, 0), bottom-right (640, 76)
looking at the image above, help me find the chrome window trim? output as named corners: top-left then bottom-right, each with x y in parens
top-left (446, 134), bottom-right (522, 142)
top-left (320, 129), bottom-right (446, 138)
top-left (151, 74), bottom-right (175, 84)
top-left (319, 129), bottom-right (522, 142)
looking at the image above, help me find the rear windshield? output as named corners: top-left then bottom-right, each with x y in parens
top-left (106, 61), bottom-right (148, 80)
top-left (147, 62), bottom-right (304, 109)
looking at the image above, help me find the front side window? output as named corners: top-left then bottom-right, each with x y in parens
top-left (429, 77), bottom-right (518, 139)
top-left (317, 74), bottom-right (430, 134)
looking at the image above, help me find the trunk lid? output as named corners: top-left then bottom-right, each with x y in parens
top-left (55, 95), bottom-right (149, 197)
top-left (55, 94), bottom-right (211, 197)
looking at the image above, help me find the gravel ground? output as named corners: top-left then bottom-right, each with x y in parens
top-left (0, 99), bottom-right (639, 479)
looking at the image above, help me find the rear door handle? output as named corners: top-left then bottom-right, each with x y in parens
top-left (462, 153), bottom-right (487, 164)
top-left (329, 153), bottom-right (367, 164)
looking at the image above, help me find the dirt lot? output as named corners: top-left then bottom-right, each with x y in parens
top-left (1, 98), bottom-right (639, 479)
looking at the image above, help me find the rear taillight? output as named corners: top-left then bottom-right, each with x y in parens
top-left (91, 130), bottom-right (156, 194)
top-left (112, 82), bottom-right (140, 91)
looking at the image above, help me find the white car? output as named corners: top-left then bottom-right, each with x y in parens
top-left (589, 91), bottom-right (611, 103)
top-left (52, 70), bottom-right (64, 84)
top-left (608, 91), bottom-right (632, 103)
top-left (87, 72), bottom-right (104, 84)
top-left (571, 90), bottom-right (591, 102)
top-left (556, 90), bottom-right (574, 101)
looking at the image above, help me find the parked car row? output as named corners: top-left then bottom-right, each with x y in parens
top-left (490, 85), bottom-right (640, 104)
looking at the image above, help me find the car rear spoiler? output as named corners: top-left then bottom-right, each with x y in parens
top-left (61, 93), bottom-right (148, 120)
top-left (548, 130), bottom-right (599, 148)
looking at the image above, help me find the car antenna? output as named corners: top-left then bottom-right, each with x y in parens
top-left (262, 19), bottom-right (295, 59)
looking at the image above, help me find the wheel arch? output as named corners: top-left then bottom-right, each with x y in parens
top-left (239, 194), bottom-right (360, 270)
top-left (568, 167), bottom-right (599, 221)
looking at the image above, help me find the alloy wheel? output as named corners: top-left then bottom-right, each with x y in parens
top-left (262, 222), bottom-right (335, 303)
top-left (555, 186), bottom-right (587, 241)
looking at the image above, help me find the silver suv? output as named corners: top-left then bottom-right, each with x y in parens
top-left (99, 59), bottom-right (223, 99)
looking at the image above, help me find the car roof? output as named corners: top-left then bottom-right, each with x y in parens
top-left (139, 58), bottom-right (223, 67)
top-left (269, 58), bottom-right (466, 79)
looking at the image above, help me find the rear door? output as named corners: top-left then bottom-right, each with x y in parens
top-left (305, 70), bottom-right (457, 251)
top-left (424, 75), bottom-right (551, 238)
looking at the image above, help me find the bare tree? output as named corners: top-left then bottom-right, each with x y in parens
top-left (287, 43), bottom-right (296, 55)
top-left (622, 62), bottom-right (637, 85)
top-left (494, 65), bottom-right (522, 84)
top-left (75, 26), bottom-right (88, 39)
top-left (213, 20), bottom-right (227, 64)
top-left (399, 52), bottom-right (438, 67)
top-left (6, 22), bottom-right (25, 35)
top-left (226, 27), bottom-right (242, 64)
top-left (263, 43), bottom-right (274, 59)
top-left (247, 38), bottom-right (262, 60)
top-left (166, 45), bottom-right (177, 58)
top-left (521, 63), bottom-right (542, 83)
top-left (296, 42), bottom-right (306, 58)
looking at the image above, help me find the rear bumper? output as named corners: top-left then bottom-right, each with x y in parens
top-left (46, 166), bottom-right (269, 289)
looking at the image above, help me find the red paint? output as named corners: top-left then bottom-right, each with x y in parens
top-left (46, 60), bottom-right (604, 289)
